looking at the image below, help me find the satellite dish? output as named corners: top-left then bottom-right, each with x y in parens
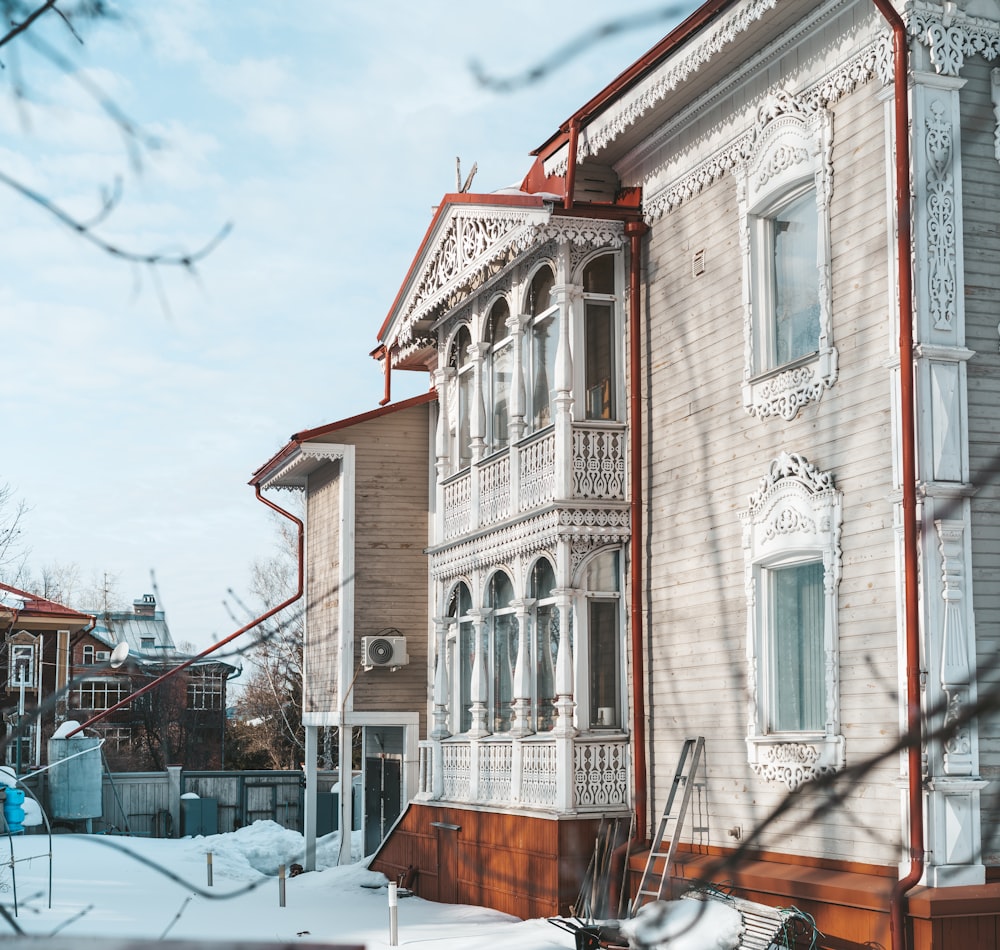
top-left (109, 642), bottom-right (130, 669)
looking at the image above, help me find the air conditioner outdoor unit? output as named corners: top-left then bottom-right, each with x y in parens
top-left (95, 651), bottom-right (110, 661)
top-left (362, 635), bottom-right (409, 670)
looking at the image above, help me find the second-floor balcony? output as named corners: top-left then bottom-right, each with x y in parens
top-left (441, 422), bottom-right (627, 542)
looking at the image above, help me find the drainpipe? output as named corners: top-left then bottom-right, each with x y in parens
top-left (378, 345), bottom-right (393, 406)
top-left (610, 218), bottom-right (650, 913)
top-left (563, 119), bottom-right (580, 211)
top-left (66, 485), bottom-right (304, 737)
top-left (870, 3), bottom-right (924, 947)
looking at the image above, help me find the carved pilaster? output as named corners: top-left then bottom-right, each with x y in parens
top-left (911, 72), bottom-right (967, 350)
top-left (467, 609), bottom-right (490, 738)
top-left (552, 588), bottom-right (577, 737)
top-left (430, 618), bottom-right (451, 742)
top-left (508, 312), bottom-right (530, 443)
top-left (510, 599), bottom-right (535, 737)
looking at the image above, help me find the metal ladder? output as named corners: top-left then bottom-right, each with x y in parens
top-left (631, 736), bottom-right (705, 914)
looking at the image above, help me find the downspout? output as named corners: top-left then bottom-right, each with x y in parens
top-left (610, 218), bottom-right (650, 913)
top-left (563, 118), bottom-right (580, 211)
top-left (67, 485), bottom-right (304, 737)
top-left (870, 3), bottom-right (924, 947)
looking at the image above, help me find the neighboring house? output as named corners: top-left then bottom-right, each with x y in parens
top-left (268, 0), bottom-right (1000, 945)
top-left (250, 394), bottom-right (433, 862)
top-left (75, 594), bottom-right (239, 771)
top-left (0, 582), bottom-right (94, 771)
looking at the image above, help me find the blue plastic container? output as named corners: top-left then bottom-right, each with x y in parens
top-left (4, 787), bottom-right (25, 834)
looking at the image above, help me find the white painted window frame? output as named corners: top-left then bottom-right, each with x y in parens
top-left (740, 105), bottom-right (837, 421)
top-left (741, 452), bottom-right (845, 790)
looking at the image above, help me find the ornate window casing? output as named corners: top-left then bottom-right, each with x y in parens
top-left (578, 252), bottom-right (622, 422)
top-left (741, 453), bottom-right (845, 790)
top-left (739, 101), bottom-right (837, 421)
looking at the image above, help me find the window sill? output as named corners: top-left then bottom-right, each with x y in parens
top-left (743, 346), bottom-right (838, 421)
top-left (746, 733), bottom-right (845, 791)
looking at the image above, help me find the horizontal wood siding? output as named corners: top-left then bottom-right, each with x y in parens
top-left (961, 56), bottom-right (1000, 867)
top-left (302, 402), bottom-right (431, 734)
top-left (641, 80), bottom-right (900, 869)
top-left (370, 802), bottom-right (601, 919)
top-left (305, 463), bottom-right (342, 715)
top-left (345, 403), bottom-right (430, 727)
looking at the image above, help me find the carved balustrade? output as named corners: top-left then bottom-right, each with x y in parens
top-left (417, 735), bottom-right (630, 814)
top-left (440, 423), bottom-right (627, 541)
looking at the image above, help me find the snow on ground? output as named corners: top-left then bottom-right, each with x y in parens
top-left (0, 820), bottom-right (735, 949)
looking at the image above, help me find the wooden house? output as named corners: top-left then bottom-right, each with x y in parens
top-left (274, 0), bottom-right (1000, 945)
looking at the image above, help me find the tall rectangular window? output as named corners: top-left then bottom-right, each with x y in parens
top-left (584, 302), bottom-right (615, 420)
top-left (771, 188), bottom-right (820, 367)
top-left (767, 561), bottom-right (825, 733)
top-left (589, 600), bottom-right (619, 728)
top-left (754, 186), bottom-right (820, 373)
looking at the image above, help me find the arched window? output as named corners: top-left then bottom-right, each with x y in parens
top-left (582, 254), bottom-right (618, 421)
top-left (487, 571), bottom-right (516, 733)
top-left (584, 549), bottom-right (622, 729)
top-left (447, 582), bottom-right (474, 734)
top-left (527, 266), bottom-right (557, 431)
top-left (449, 326), bottom-right (473, 469)
top-left (486, 299), bottom-right (512, 453)
top-left (530, 558), bottom-right (557, 733)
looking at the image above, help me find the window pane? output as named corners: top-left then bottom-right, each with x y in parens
top-left (769, 561), bottom-right (825, 732)
top-left (457, 367), bottom-right (473, 467)
top-left (583, 254), bottom-right (614, 294)
top-left (531, 312), bottom-right (556, 429)
top-left (535, 605), bottom-right (556, 733)
top-left (493, 613), bottom-right (516, 733)
top-left (772, 189), bottom-right (820, 365)
top-left (459, 619), bottom-right (474, 734)
top-left (585, 301), bottom-right (615, 420)
top-left (491, 342), bottom-right (511, 450)
top-left (589, 600), bottom-right (619, 728)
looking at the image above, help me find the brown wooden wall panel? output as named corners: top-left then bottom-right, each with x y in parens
top-left (370, 802), bottom-right (602, 918)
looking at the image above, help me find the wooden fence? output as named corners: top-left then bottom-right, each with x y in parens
top-left (25, 769), bottom-right (342, 838)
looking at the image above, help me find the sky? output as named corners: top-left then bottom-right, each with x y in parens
top-left (6, 809), bottom-right (739, 948)
top-left (0, 1), bottom-right (689, 654)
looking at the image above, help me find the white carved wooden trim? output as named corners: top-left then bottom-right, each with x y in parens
top-left (480, 453), bottom-right (512, 526)
top-left (736, 97), bottom-right (838, 420)
top-left (518, 429), bottom-right (556, 510)
top-left (572, 426), bottom-right (628, 499)
top-left (442, 471), bottom-right (472, 540)
top-left (909, 3), bottom-right (1000, 78)
top-left (741, 453), bottom-right (845, 790)
top-left (574, 738), bottom-right (630, 809)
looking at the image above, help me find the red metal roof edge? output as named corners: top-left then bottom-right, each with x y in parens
top-left (249, 390), bottom-right (438, 486)
top-left (531, 0), bottom-right (740, 161)
top-left (0, 581), bottom-right (93, 622)
top-left (376, 191), bottom-right (551, 343)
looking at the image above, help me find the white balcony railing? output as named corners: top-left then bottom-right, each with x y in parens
top-left (441, 423), bottom-right (626, 541)
top-left (417, 734), bottom-right (630, 814)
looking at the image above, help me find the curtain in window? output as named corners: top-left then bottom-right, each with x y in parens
top-left (769, 561), bottom-right (824, 732)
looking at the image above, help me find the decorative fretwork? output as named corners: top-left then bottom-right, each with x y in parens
top-left (909, 4), bottom-right (1000, 78)
top-left (574, 739), bottom-right (630, 809)
top-left (925, 98), bottom-right (957, 332)
top-left (441, 741), bottom-right (472, 800)
top-left (747, 740), bottom-right (840, 791)
top-left (520, 742), bottom-right (558, 807)
top-left (480, 454), bottom-right (511, 526)
top-left (572, 427), bottom-right (627, 499)
top-left (479, 741), bottom-right (514, 802)
top-left (443, 472), bottom-right (471, 540)
top-left (644, 40), bottom-right (888, 221)
top-left (519, 431), bottom-right (556, 510)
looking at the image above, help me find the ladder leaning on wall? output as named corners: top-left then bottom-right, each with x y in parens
top-left (631, 735), bottom-right (706, 914)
